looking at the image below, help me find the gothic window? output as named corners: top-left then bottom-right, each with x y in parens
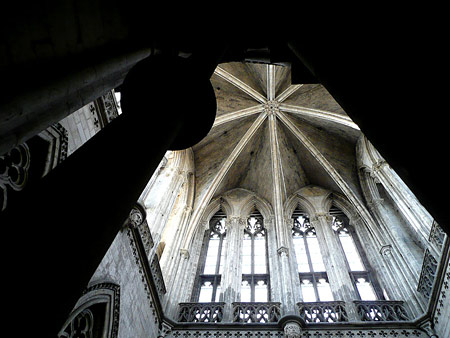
top-left (194, 210), bottom-right (227, 302)
top-left (292, 207), bottom-right (333, 302)
top-left (330, 206), bottom-right (384, 301)
top-left (241, 209), bottom-right (270, 302)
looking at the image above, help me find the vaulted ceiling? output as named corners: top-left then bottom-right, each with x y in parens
top-left (191, 62), bottom-right (364, 214)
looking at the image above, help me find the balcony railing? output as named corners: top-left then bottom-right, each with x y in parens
top-left (353, 300), bottom-right (409, 322)
top-left (297, 301), bottom-right (348, 323)
top-left (232, 302), bottom-right (281, 323)
top-left (417, 248), bottom-right (438, 299)
top-left (178, 302), bottom-right (225, 323)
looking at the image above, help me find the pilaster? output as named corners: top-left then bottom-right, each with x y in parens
top-left (222, 216), bottom-right (245, 321)
top-left (312, 213), bottom-right (359, 321)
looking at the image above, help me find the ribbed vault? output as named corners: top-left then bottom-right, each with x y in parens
top-left (189, 62), bottom-right (366, 242)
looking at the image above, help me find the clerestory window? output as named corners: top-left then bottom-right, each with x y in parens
top-left (241, 209), bottom-right (270, 302)
top-left (330, 206), bottom-right (384, 301)
top-left (292, 208), bottom-right (333, 302)
top-left (193, 209), bottom-right (227, 302)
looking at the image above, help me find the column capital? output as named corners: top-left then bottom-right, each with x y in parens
top-left (311, 213), bottom-right (333, 224)
top-left (277, 246), bottom-right (289, 257)
top-left (229, 216), bottom-right (247, 227)
top-left (379, 244), bottom-right (393, 257)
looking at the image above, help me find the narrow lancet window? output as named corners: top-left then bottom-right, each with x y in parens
top-left (195, 209), bottom-right (227, 302)
top-left (330, 206), bottom-right (381, 301)
top-left (241, 209), bottom-right (269, 302)
top-left (292, 207), bottom-right (333, 302)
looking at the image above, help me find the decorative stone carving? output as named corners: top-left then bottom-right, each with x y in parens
top-left (151, 254), bottom-right (167, 299)
top-left (283, 321), bottom-right (302, 338)
top-left (353, 300), bottom-right (409, 321)
top-left (417, 249), bottom-right (438, 299)
top-left (264, 100), bottom-right (280, 116)
top-left (180, 248), bottom-right (190, 260)
top-left (129, 206), bottom-right (145, 228)
top-left (379, 244), bottom-right (393, 257)
top-left (232, 302), bottom-right (281, 323)
top-left (178, 302), bottom-right (225, 323)
top-left (101, 90), bottom-right (120, 123)
top-left (429, 221), bottom-right (446, 249)
top-left (0, 143), bottom-right (30, 210)
top-left (297, 301), bottom-right (348, 323)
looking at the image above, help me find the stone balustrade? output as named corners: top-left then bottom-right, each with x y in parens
top-left (178, 302), bottom-right (225, 323)
top-left (353, 300), bottom-right (409, 322)
top-left (232, 302), bottom-right (281, 323)
top-left (297, 301), bottom-right (348, 323)
top-left (417, 249), bottom-right (438, 299)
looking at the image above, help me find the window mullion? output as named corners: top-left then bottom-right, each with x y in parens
top-left (312, 274), bottom-right (320, 301)
top-left (215, 234), bottom-right (224, 275)
top-left (251, 234), bottom-right (255, 302)
top-left (303, 235), bottom-right (314, 273)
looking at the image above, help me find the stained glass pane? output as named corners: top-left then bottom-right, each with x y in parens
top-left (254, 236), bottom-right (266, 273)
top-left (356, 277), bottom-right (377, 300)
top-left (300, 278), bottom-right (316, 302)
top-left (317, 278), bottom-right (334, 301)
top-left (293, 236), bottom-right (310, 272)
top-left (255, 280), bottom-right (268, 302)
top-left (242, 234), bottom-right (252, 274)
top-left (199, 281), bottom-right (213, 302)
top-left (241, 280), bottom-right (251, 302)
top-left (218, 238), bottom-right (226, 274)
top-left (339, 233), bottom-right (365, 271)
top-left (203, 238), bottom-right (220, 274)
top-left (306, 236), bottom-right (326, 272)
top-left (215, 285), bottom-right (222, 302)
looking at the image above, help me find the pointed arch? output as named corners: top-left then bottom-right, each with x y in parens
top-left (239, 189), bottom-right (274, 221)
top-left (201, 196), bottom-right (233, 231)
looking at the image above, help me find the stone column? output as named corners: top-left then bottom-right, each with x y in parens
top-left (165, 248), bottom-right (191, 319)
top-left (222, 216), bottom-right (245, 322)
top-left (373, 160), bottom-right (434, 252)
top-left (312, 214), bottom-right (359, 321)
top-left (268, 111), bottom-right (296, 315)
top-left (277, 246), bottom-right (296, 315)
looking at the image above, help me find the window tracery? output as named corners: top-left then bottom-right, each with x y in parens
top-left (241, 210), bottom-right (270, 302)
top-left (330, 206), bottom-right (382, 301)
top-left (292, 207), bottom-right (333, 302)
top-left (194, 210), bottom-right (227, 302)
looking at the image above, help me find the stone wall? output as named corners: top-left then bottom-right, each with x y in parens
top-left (88, 228), bottom-right (160, 338)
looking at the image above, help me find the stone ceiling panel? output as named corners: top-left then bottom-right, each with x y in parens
top-left (192, 114), bottom-right (259, 208)
top-left (274, 65), bottom-right (291, 99)
top-left (210, 73), bottom-right (260, 118)
top-left (283, 84), bottom-right (347, 116)
top-left (217, 62), bottom-right (267, 98)
top-left (213, 118), bottom-right (272, 204)
top-left (285, 115), bottom-right (364, 202)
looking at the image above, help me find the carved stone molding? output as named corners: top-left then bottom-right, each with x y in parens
top-left (180, 249), bottom-right (190, 260)
top-left (380, 244), bottom-right (393, 257)
top-left (59, 282), bottom-right (120, 338)
top-left (129, 205), bottom-right (145, 228)
top-left (0, 143), bottom-right (30, 211)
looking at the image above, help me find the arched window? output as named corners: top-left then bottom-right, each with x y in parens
top-left (241, 209), bottom-right (269, 302)
top-left (330, 206), bottom-right (384, 301)
top-left (292, 207), bottom-right (333, 302)
top-left (194, 209), bottom-right (227, 302)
